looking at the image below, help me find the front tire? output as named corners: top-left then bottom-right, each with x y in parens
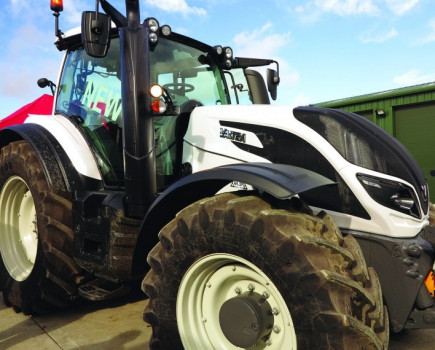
top-left (142, 193), bottom-right (389, 349)
top-left (0, 141), bottom-right (82, 314)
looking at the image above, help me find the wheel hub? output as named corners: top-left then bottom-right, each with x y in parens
top-left (219, 291), bottom-right (274, 347)
top-left (176, 254), bottom-right (297, 349)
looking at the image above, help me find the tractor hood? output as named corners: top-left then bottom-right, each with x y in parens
top-left (183, 104), bottom-right (429, 238)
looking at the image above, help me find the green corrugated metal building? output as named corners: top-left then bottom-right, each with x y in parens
top-left (315, 82), bottom-right (435, 201)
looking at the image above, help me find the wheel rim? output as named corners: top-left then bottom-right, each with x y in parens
top-left (176, 253), bottom-right (297, 349)
top-left (0, 176), bottom-right (38, 281)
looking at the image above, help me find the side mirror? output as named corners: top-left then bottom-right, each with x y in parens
top-left (37, 78), bottom-right (56, 95)
top-left (266, 68), bottom-right (280, 101)
top-left (244, 69), bottom-right (270, 104)
top-left (81, 11), bottom-right (112, 58)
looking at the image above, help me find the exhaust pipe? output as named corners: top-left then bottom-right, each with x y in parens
top-left (119, 1), bottom-right (157, 217)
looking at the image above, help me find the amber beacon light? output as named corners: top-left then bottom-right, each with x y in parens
top-left (50, 0), bottom-right (63, 12)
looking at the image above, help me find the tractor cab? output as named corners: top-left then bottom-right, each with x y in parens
top-left (51, 7), bottom-right (280, 193)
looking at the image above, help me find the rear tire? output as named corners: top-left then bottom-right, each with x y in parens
top-left (142, 193), bottom-right (389, 349)
top-left (0, 141), bottom-right (82, 314)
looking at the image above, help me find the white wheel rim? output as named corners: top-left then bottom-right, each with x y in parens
top-left (177, 253), bottom-right (297, 349)
top-left (0, 176), bottom-right (38, 281)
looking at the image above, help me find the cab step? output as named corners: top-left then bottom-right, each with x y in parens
top-left (78, 278), bottom-right (131, 301)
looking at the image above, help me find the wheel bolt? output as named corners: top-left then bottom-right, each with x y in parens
top-left (272, 307), bottom-right (280, 316)
top-left (235, 287), bottom-right (242, 294)
top-left (265, 338), bottom-right (272, 346)
top-left (247, 283), bottom-right (255, 292)
top-left (262, 291), bottom-right (270, 299)
top-left (273, 325), bottom-right (281, 334)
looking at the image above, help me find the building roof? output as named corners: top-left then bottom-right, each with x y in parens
top-left (316, 81), bottom-right (435, 108)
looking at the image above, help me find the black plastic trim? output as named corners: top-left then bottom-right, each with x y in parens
top-left (346, 229), bottom-right (434, 332)
top-left (133, 162), bottom-right (335, 271)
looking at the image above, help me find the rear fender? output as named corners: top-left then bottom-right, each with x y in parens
top-left (24, 114), bottom-right (101, 181)
top-left (0, 124), bottom-right (102, 192)
top-left (133, 162), bottom-right (335, 272)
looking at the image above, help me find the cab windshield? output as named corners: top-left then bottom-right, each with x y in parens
top-left (56, 35), bottom-right (229, 186)
top-left (151, 37), bottom-right (229, 106)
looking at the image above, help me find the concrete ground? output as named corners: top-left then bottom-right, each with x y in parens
top-left (0, 291), bottom-right (151, 349)
top-left (1, 291), bottom-right (435, 349)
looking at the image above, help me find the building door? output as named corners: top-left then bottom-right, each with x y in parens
top-left (394, 102), bottom-right (435, 202)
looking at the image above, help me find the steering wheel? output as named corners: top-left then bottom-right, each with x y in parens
top-left (163, 82), bottom-right (194, 94)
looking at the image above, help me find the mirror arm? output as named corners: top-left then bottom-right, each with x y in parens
top-left (224, 71), bottom-right (240, 104)
top-left (272, 60), bottom-right (280, 85)
top-left (100, 0), bottom-right (127, 27)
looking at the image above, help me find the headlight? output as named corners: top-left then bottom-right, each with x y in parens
top-left (357, 174), bottom-right (420, 218)
top-left (150, 84), bottom-right (163, 98)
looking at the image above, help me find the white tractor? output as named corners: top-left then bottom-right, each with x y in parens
top-left (1, 1), bottom-right (434, 348)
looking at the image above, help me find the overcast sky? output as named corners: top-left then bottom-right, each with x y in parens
top-left (1, 0), bottom-right (434, 117)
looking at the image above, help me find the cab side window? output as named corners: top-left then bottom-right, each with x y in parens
top-left (57, 40), bottom-right (122, 127)
top-left (56, 39), bottom-right (124, 185)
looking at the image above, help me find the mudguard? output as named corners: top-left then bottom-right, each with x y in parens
top-left (0, 124), bottom-right (102, 192)
top-left (133, 162), bottom-right (335, 269)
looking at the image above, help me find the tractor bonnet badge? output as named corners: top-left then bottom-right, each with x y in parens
top-left (220, 128), bottom-right (246, 143)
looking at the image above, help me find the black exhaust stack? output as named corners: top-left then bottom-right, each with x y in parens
top-left (82, 0), bottom-right (157, 218)
top-left (118, 0), bottom-right (157, 217)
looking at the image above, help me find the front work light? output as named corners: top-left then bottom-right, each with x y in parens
top-left (50, 0), bottom-right (63, 12)
top-left (211, 45), bottom-right (233, 69)
top-left (161, 25), bottom-right (172, 37)
top-left (223, 47), bottom-right (233, 58)
top-left (149, 32), bottom-right (158, 44)
top-left (147, 18), bottom-right (159, 32)
top-left (213, 45), bottom-right (223, 55)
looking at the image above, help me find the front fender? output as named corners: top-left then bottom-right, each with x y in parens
top-left (133, 162), bottom-right (335, 272)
